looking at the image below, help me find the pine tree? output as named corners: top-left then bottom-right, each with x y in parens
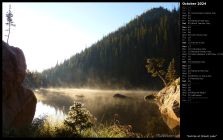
top-left (40, 7), bottom-right (180, 88)
top-left (5, 4), bottom-right (16, 44)
top-left (145, 58), bottom-right (167, 87)
top-left (166, 58), bottom-right (177, 84)
top-left (64, 102), bottom-right (96, 134)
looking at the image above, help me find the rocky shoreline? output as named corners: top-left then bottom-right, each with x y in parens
top-left (145, 78), bottom-right (180, 135)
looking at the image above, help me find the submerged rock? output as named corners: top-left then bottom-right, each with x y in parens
top-left (2, 41), bottom-right (37, 129)
top-left (75, 95), bottom-right (84, 98)
top-left (156, 77), bottom-right (180, 130)
top-left (113, 93), bottom-right (127, 98)
top-left (144, 94), bottom-right (156, 101)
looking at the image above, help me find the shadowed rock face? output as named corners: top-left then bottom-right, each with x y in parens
top-left (2, 41), bottom-right (37, 129)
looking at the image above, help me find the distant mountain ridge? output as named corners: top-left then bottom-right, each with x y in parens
top-left (40, 7), bottom-right (180, 89)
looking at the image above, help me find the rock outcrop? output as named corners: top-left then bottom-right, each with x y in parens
top-left (2, 41), bottom-right (37, 129)
top-left (113, 93), bottom-right (127, 98)
top-left (155, 77), bottom-right (180, 130)
top-left (144, 94), bottom-right (156, 101)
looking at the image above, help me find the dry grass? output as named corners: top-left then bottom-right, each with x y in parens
top-left (31, 88), bottom-right (177, 137)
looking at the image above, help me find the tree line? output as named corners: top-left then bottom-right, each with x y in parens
top-left (24, 7), bottom-right (180, 90)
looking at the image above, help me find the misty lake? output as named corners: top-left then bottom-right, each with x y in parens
top-left (33, 88), bottom-right (174, 136)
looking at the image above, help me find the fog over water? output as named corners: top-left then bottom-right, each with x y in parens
top-left (34, 88), bottom-right (172, 135)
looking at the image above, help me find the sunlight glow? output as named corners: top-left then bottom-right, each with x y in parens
top-left (34, 101), bottom-right (66, 122)
top-left (2, 2), bottom-right (179, 72)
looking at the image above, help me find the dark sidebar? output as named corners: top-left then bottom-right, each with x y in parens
top-left (180, 0), bottom-right (222, 138)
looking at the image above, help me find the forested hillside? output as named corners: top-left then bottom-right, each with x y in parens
top-left (26, 7), bottom-right (180, 89)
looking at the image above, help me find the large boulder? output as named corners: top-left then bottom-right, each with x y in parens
top-left (113, 93), bottom-right (127, 98)
top-left (2, 41), bottom-right (37, 129)
top-left (155, 78), bottom-right (180, 130)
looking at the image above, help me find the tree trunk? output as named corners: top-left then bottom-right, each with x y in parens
top-left (158, 73), bottom-right (167, 87)
top-left (7, 24), bottom-right (11, 44)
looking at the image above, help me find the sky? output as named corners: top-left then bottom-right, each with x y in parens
top-left (2, 2), bottom-right (179, 72)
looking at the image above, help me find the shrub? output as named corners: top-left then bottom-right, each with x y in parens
top-left (3, 102), bottom-right (141, 138)
top-left (63, 102), bottom-right (96, 135)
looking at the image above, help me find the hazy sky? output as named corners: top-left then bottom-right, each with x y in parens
top-left (2, 2), bottom-right (179, 72)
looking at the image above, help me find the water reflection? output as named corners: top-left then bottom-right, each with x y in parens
top-left (34, 89), bottom-right (174, 136)
top-left (34, 101), bottom-right (66, 123)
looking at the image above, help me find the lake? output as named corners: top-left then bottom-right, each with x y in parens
top-left (34, 88), bottom-right (174, 136)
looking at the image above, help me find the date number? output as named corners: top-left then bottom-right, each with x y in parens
top-left (197, 2), bottom-right (206, 5)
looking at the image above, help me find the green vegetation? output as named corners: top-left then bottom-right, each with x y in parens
top-left (82, 123), bottom-right (139, 138)
top-left (23, 70), bottom-right (48, 89)
top-left (30, 7), bottom-right (180, 89)
top-left (15, 6), bottom-right (180, 138)
top-left (64, 102), bottom-right (96, 135)
top-left (33, 89), bottom-right (174, 136)
top-left (145, 57), bottom-right (178, 87)
top-left (145, 58), bottom-right (167, 86)
top-left (166, 58), bottom-right (177, 84)
top-left (3, 102), bottom-right (139, 138)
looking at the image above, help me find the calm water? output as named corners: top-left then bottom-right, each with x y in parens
top-left (34, 88), bottom-right (173, 136)
top-left (34, 101), bottom-right (67, 123)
